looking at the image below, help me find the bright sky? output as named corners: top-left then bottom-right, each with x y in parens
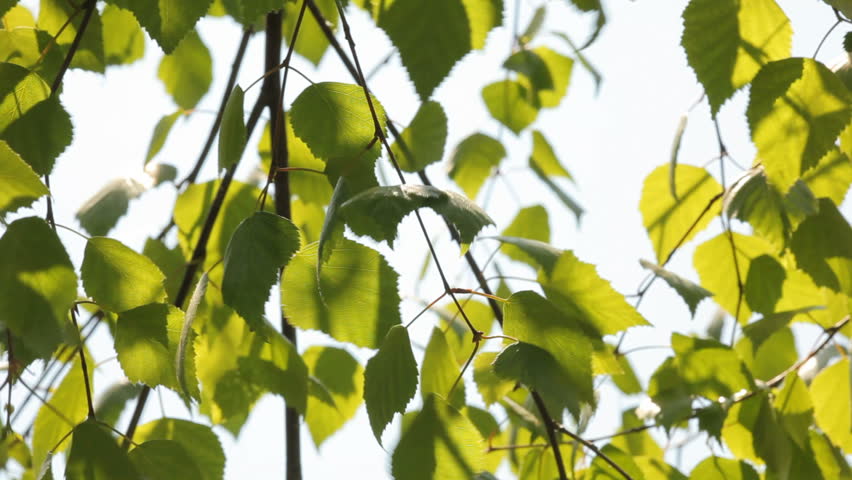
top-left (11, 0), bottom-right (848, 478)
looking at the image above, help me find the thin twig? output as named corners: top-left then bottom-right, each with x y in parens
top-left (70, 307), bottom-right (95, 419)
top-left (554, 422), bottom-right (633, 480)
top-left (531, 391), bottom-right (570, 480)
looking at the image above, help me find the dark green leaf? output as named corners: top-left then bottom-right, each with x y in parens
top-left (145, 111), bottom-right (182, 165)
top-left (681, 0), bottom-right (791, 114)
top-left (0, 95), bottom-right (72, 175)
top-left (128, 440), bottom-right (203, 480)
top-left (391, 101), bottom-right (448, 172)
top-left (81, 237), bottom-right (167, 312)
top-left (448, 133), bottom-right (505, 200)
top-left (481, 79), bottom-right (539, 134)
top-left (134, 419), bottom-right (224, 480)
top-left (340, 184), bottom-right (494, 247)
top-left (157, 30), bottom-right (212, 109)
top-left (222, 212), bottom-right (300, 330)
top-left (790, 198), bottom-right (852, 295)
top-left (773, 372), bottom-right (813, 450)
top-left (519, 6), bottom-right (545, 45)
top-left (281, 239), bottom-right (401, 348)
top-left (94, 382), bottom-right (143, 427)
top-left (218, 86), bottom-right (245, 170)
top-left (364, 325), bottom-right (418, 444)
top-left (0, 217), bottom-right (76, 358)
top-left (142, 237), bottom-right (186, 302)
top-left (639, 259), bottom-right (712, 317)
top-left (747, 58), bottom-right (851, 192)
top-left (65, 421), bottom-right (139, 480)
top-left (0, 140), bottom-right (47, 214)
top-left (75, 178), bottom-right (146, 237)
top-left (107, 0), bottom-right (213, 54)
top-left (391, 394), bottom-right (485, 479)
top-left (317, 177), bottom-right (347, 266)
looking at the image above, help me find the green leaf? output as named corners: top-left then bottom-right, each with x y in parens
top-left (539, 250), bottom-right (649, 335)
top-left (587, 444), bottom-right (644, 480)
top-left (290, 82), bottom-right (386, 161)
top-left (303, 347), bottom-right (364, 448)
top-left (448, 133), bottom-right (505, 200)
top-left (145, 111), bottom-right (182, 165)
top-left (738, 325), bottom-right (797, 381)
top-left (802, 147), bottom-right (852, 206)
top-left (790, 198), bottom-right (852, 295)
top-left (32, 355), bottom-right (92, 470)
top-left (811, 357), bottom-right (852, 453)
top-left (38, 0), bottom-right (104, 72)
top-left (65, 421), bottom-right (139, 480)
top-left (810, 430), bottom-right (852, 479)
top-left (747, 58), bottom-right (851, 192)
top-left (107, 0), bottom-right (212, 54)
top-left (529, 159), bottom-right (584, 221)
top-left (530, 130), bottom-right (572, 179)
top-left (773, 372), bottom-right (813, 449)
top-left (1, 95), bottom-right (73, 176)
top-left (0, 217), bottom-right (76, 358)
top-left (513, 47), bottom-right (574, 108)
top-left (500, 205), bottom-right (550, 265)
top-left (504, 50), bottom-right (554, 92)
top-left (340, 184), bottom-right (494, 247)
top-left (157, 30), bottom-right (212, 109)
top-left (460, 0), bottom-right (503, 49)
top-left (436, 299), bottom-right (494, 366)
top-left (689, 456), bottom-right (759, 480)
top-left (391, 101), bottom-right (448, 172)
top-left (481, 79), bottom-right (539, 134)
top-left (694, 232), bottom-right (775, 322)
top-left (128, 440), bottom-right (203, 480)
top-left (377, 0), bottom-right (471, 99)
top-left (259, 119), bottom-right (332, 205)
top-left (554, 31), bottom-right (603, 93)
top-left (236, 327), bottom-right (308, 414)
top-left (281, 239), bottom-right (401, 348)
top-left (519, 5), bottom-right (546, 45)
top-left (134, 419), bottom-right (224, 480)
top-left (391, 394), bottom-right (485, 479)
top-left (472, 351), bottom-right (514, 406)
top-left (364, 325), bottom-right (418, 444)
top-left (639, 259), bottom-right (713, 317)
top-left (640, 164), bottom-right (721, 263)
top-left (75, 178), bottom-right (146, 237)
top-left (142, 237), bottom-right (186, 302)
top-left (177, 273), bottom-right (206, 398)
top-left (222, 211), bottom-right (300, 330)
top-left (284, 0), bottom-right (338, 65)
top-left (218, 85), bottom-right (245, 170)
top-left (611, 354), bottom-right (643, 395)
top-left (673, 334), bottom-right (755, 400)
top-left (0, 141), bottom-right (47, 214)
top-left (421, 328), bottom-right (465, 409)
top-left (94, 382), bottom-right (143, 427)
top-left (101, 4), bottom-right (145, 65)
top-left (227, 0), bottom-right (284, 23)
top-left (81, 237), bottom-right (166, 313)
top-left (681, 0), bottom-right (791, 114)
top-left (317, 177), bottom-right (347, 267)
top-left (0, 62), bottom-right (49, 132)
top-left (493, 236), bottom-right (561, 274)
top-left (115, 303), bottom-right (199, 400)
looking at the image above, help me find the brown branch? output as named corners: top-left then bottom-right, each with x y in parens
top-left (70, 307), bottom-right (95, 419)
top-left (554, 422), bottom-right (633, 480)
top-left (531, 391), bottom-right (569, 480)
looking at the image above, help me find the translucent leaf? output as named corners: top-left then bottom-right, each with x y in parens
top-left (134, 419), bottom-right (224, 480)
top-left (115, 303), bottom-right (199, 400)
top-left (364, 325), bottom-right (418, 444)
top-left (611, 354), bottom-right (643, 395)
top-left (554, 31), bottom-right (603, 93)
top-left (142, 237), bottom-right (186, 302)
top-left (38, 0), bottom-right (104, 72)
top-left (94, 382), bottom-right (143, 427)
top-left (391, 394), bottom-right (485, 479)
top-left (672, 334), bottom-right (755, 399)
top-left (810, 430), bottom-right (852, 479)
top-left (511, 47), bottom-right (573, 108)
top-left (481, 79), bottom-right (539, 134)
top-left (289, 82), bottom-right (386, 161)
top-left (587, 444), bottom-right (644, 480)
top-left (681, 0), bottom-right (791, 114)
top-left (145, 111), bottom-right (182, 165)
top-left (218, 86), bottom-right (245, 170)
top-left (420, 328), bottom-right (465, 409)
top-left (773, 372), bottom-right (813, 450)
top-left (0, 62), bottom-right (50, 135)
top-left (530, 130), bottom-right (572, 179)
top-left (157, 30), bottom-right (212, 109)
top-left (0, 141), bottom-right (47, 214)
top-left (259, 120), bottom-right (331, 205)
top-left (790, 199), bottom-right (852, 295)
top-left (128, 440), bottom-right (203, 480)
top-left (611, 410), bottom-right (662, 458)
top-left (236, 326), bottom-right (308, 414)
top-left (493, 236), bottom-right (561, 274)
top-left (0, 7), bottom-right (61, 82)
top-left (812, 357), bottom-right (852, 453)
top-left (81, 237), bottom-right (166, 313)
top-left (391, 101), bottom-right (448, 172)
top-left (340, 184), bottom-right (494, 247)
top-left (500, 205), bottom-right (550, 266)
top-left (102, 5), bottom-right (145, 65)
top-left (639, 259), bottom-right (713, 317)
top-left (377, 0), bottom-right (471, 99)
top-left (640, 164), bottom-right (721, 264)
top-left (303, 347), bottom-right (364, 448)
top-left (283, 0), bottom-right (338, 65)
top-left (447, 133), bottom-right (505, 200)
top-left (107, 0), bottom-right (213, 54)
top-left (694, 233), bottom-right (775, 322)
top-left (737, 325), bottom-right (797, 381)
top-left (281, 239), bottom-right (400, 348)
top-left (802, 147), bottom-right (852, 206)
top-left (222, 212), bottom-right (300, 330)
top-left (689, 456), bottom-right (759, 480)
top-left (436, 300), bottom-right (494, 366)
top-left (32, 355), bottom-right (91, 470)
top-left (472, 351), bottom-right (514, 406)
top-left (0, 95), bottom-right (72, 175)
top-left (539, 250), bottom-right (649, 335)
top-left (317, 177), bottom-right (347, 267)
top-left (460, 0), bottom-right (503, 49)
top-left (529, 159), bottom-right (584, 221)
top-left (75, 178), bottom-right (146, 237)
top-left (747, 58), bottom-right (851, 192)
top-left (0, 217), bottom-right (76, 358)
top-left (227, 0), bottom-right (284, 23)
top-left (65, 421), bottom-right (139, 480)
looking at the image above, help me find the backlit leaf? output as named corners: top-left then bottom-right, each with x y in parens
top-left (38, 0), bottom-right (104, 72)
top-left (790, 199), bottom-right (852, 295)
top-left (81, 237), bottom-right (166, 313)
top-left (0, 95), bottom-right (72, 175)
top-left (0, 62), bottom-right (49, 132)
top-left (65, 421), bottom-right (139, 480)
top-left (802, 147), bottom-right (852, 206)
top-left (107, 0), bottom-right (213, 54)
top-left (283, 0), bottom-right (337, 65)
top-left (391, 101), bottom-right (448, 172)
top-left (514, 47), bottom-right (574, 108)
top-left (420, 328), bottom-right (465, 409)
top-left (218, 86), bottom-right (245, 171)
top-left (0, 141), bottom-right (47, 214)
top-left (472, 351), bottom-right (514, 406)
top-left (364, 325), bottom-right (418, 444)
top-left (340, 184), bottom-right (494, 247)
top-left (145, 111), bottom-right (182, 165)
top-left (75, 178), bottom-right (146, 237)
top-left (222, 212), bottom-right (300, 330)
top-left (500, 205), bottom-right (550, 266)
top-left (689, 456), bottom-right (759, 480)
top-left (447, 133), bottom-right (505, 200)
top-left (639, 259), bottom-right (712, 317)
top-left (530, 130), bottom-right (572, 179)
top-left (128, 440), bottom-right (203, 480)
top-left (259, 119), bottom-right (332, 205)
top-left (134, 419), bottom-right (224, 480)
top-left (157, 30), bottom-right (212, 109)
top-left (492, 236), bottom-right (561, 274)
top-left (102, 4), bottom-right (145, 65)
top-left (303, 347), bottom-right (364, 448)
top-left (811, 358), bottom-right (852, 453)
top-left (482, 79), bottom-right (539, 134)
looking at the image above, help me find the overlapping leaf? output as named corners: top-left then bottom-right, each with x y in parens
top-left (76, 178), bottom-right (146, 236)
top-left (364, 325), bottom-right (418, 444)
top-left (81, 237), bottom-right (166, 313)
top-left (65, 421), bottom-right (139, 480)
top-left (128, 440), bottom-right (203, 480)
top-left (304, 347), bottom-right (364, 448)
top-left (38, 0), bottom-right (105, 72)
top-left (447, 133), bottom-right (505, 200)
top-left (102, 5), bottom-right (145, 65)
top-left (481, 79), bottom-right (539, 134)
top-left (134, 419), bottom-right (224, 480)
top-left (639, 259), bottom-right (713, 317)
top-left (420, 328), bottom-right (465, 409)
top-left (391, 101), bottom-right (448, 172)
top-left (106, 0), bottom-right (213, 54)
top-left (0, 95), bottom-right (72, 175)
top-left (790, 199), bottom-right (852, 295)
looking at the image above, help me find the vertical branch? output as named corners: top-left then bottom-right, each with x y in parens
top-left (531, 391), bottom-right (569, 480)
top-left (265, 4), bottom-right (307, 479)
top-left (70, 307), bottom-right (95, 420)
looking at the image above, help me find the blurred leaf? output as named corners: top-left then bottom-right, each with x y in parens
top-left (303, 347), bottom-right (364, 448)
top-left (773, 372), bottom-right (813, 449)
top-left (530, 130), bottom-right (572, 179)
top-left (284, 0), bottom-right (337, 64)
top-left (0, 63), bottom-right (49, 132)
top-left (640, 259), bottom-right (713, 317)
top-left (364, 325), bottom-right (418, 444)
top-left (107, 0), bottom-right (213, 54)
top-left (802, 147), bottom-right (852, 206)
top-left (76, 178), bottom-right (146, 237)
top-left (157, 30), bottom-right (212, 109)
top-left (0, 141), bottom-right (47, 215)
top-left (689, 456), bottom-right (759, 480)
top-left (554, 31), bottom-right (602, 93)
top-left (81, 237), bottom-right (166, 312)
top-left (65, 421), bottom-right (139, 480)
top-left (102, 4), bottom-right (145, 65)
top-left (514, 47), bottom-right (573, 108)
top-left (472, 351), bottom-right (514, 406)
top-left (236, 326), bottom-right (308, 413)
top-left (134, 418), bottom-right (224, 480)
top-left (587, 444), bottom-right (643, 480)
top-left (493, 236), bottom-right (561, 274)
top-left (94, 382), bottom-right (143, 427)
top-left (144, 111), bottom-right (182, 165)
top-left (519, 6), bottom-right (545, 45)
top-left (500, 205), bottom-right (550, 265)
top-left (218, 86), bottom-right (245, 170)
top-left (482, 79), bottom-right (539, 134)
top-left (611, 354), bottom-right (643, 395)
top-left (811, 357), bottom-right (852, 453)
top-left (448, 133), bottom-right (505, 200)
top-left (38, 0), bottom-right (104, 72)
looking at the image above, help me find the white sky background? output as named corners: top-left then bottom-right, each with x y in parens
top-left (10, 0), bottom-right (849, 478)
